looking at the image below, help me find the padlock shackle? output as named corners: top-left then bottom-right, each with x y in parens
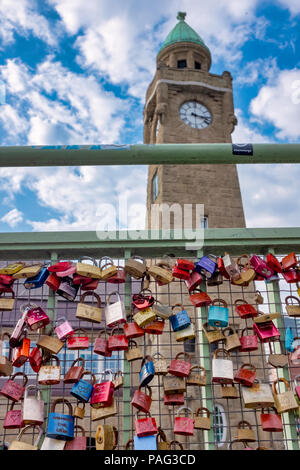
top-left (261, 406), bottom-right (279, 415)
top-left (110, 326), bottom-right (125, 336)
top-left (99, 256), bottom-right (114, 269)
top-left (96, 329), bottom-right (108, 339)
top-left (213, 348), bottom-right (231, 359)
top-left (41, 354), bottom-right (60, 367)
top-left (195, 407), bottom-right (210, 418)
top-left (234, 299), bottom-right (249, 306)
top-left (272, 377), bottom-right (291, 395)
top-left (138, 385), bottom-right (152, 397)
top-left (125, 439), bottom-right (134, 450)
top-left (237, 420), bottom-right (253, 430)
top-left (240, 328), bottom-right (254, 337)
top-left (135, 410), bottom-right (152, 418)
top-left (101, 368), bottom-right (114, 382)
top-left (79, 291), bottom-right (101, 308)
top-left (211, 298), bottom-right (228, 308)
top-left (72, 327), bottom-right (89, 336)
top-left (78, 256), bottom-right (97, 266)
top-left (68, 357), bottom-right (85, 368)
top-left (81, 370), bottom-right (96, 385)
top-left (55, 316), bottom-right (67, 325)
top-left (174, 351), bottom-right (191, 362)
top-left (236, 254), bottom-right (251, 267)
top-left (24, 384), bottom-right (41, 400)
top-left (114, 370), bottom-right (123, 379)
top-left (156, 426), bottom-right (167, 443)
top-left (106, 291), bottom-right (121, 305)
top-left (171, 303), bottom-right (185, 314)
top-left (156, 262), bottom-right (171, 270)
top-left (168, 440), bottom-right (183, 450)
top-left (1, 331), bottom-right (11, 342)
top-left (189, 365), bottom-right (206, 376)
top-left (0, 289), bottom-right (15, 299)
top-left (10, 371), bottom-right (28, 387)
top-left (152, 352), bottom-right (166, 360)
top-left (176, 406), bottom-right (193, 418)
top-left (20, 302), bottom-right (37, 314)
top-left (285, 295), bottom-right (300, 306)
top-left (51, 398), bottom-right (73, 415)
top-left (73, 424), bottom-right (85, 437)
top-left (222, 326), bottom-right (238, 336)
top-left (128, 339), bottom-right (138, 349)
top-left (239, 363), bottom-right (256, 372)
top-left (16, 424), bottom-right (43, 446)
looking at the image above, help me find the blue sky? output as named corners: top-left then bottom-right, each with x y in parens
top-left (0, 0), bottom-right (299, 232)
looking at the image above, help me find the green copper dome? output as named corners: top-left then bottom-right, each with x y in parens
top-left (158, 12), bottom-right (210, 54)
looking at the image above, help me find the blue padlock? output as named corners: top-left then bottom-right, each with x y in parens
top-left (47, 398), bottom-right (74, 441)
top-left (195, 255), bottom-right (217, 279)
top-left (70, 371), bottom-right (96, 403)
top-left (170, 303), bottom-right (191, 332)
top-left (208, 298), bottom-right (229, 328)
top-left (134, 435), bottom-right (157, 450)
top-left (24, 267), bottom-right (49, 289)
top-left (139, 356), bottom-right (155, 387)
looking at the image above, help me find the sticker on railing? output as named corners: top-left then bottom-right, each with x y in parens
top-left (232, 144), bottom-right (253, 156)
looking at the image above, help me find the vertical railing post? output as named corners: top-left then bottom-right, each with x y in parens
top-left (123, 249), bottom-right (132, 447)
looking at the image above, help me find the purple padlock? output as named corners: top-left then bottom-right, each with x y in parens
top-left (54, 317), bottom-right (74, 341)
top-left (26, 306), bottom-right (50, 331)
top-left (250, 255), bottom-right (274, 280)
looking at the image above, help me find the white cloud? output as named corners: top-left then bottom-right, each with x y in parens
top-left (235, 57), bottom-right (278, 86)
top-left (276, 0), bottom-right (300, 15)
top-left (232, 109), bottom-right (272, 143)
top-left (1, 209), bottom-right (23, 228)
top-left (250, 68), bottom-right (300, 140)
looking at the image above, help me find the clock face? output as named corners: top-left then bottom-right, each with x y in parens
top-left (179, 101), bottom-right (212, 129)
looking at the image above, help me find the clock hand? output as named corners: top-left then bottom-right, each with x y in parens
top-left (191, 112), bottom-right (210, 120)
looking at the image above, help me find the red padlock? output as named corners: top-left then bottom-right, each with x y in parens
top-left (67, 328), bottom-right (89, 350)
top-left (48, 261), bottom-right (73, 273)
top-left (131, 385), bottom-right (152, 413)
top-left (93, 331), bottom-right (112, 357)
top-left (174, 407), bottom-right (194, 436)
top-left (65, 425), bottom-right (87, 450)
top-left (239, 328), bottom-right (258, 352)
top-left (108, 327), bottom-right (128, 352)
top-left (260, 408), bottom-right (283, 432)
top-left (135, 411), bottom-right (157, 437)
top-left (234, 299), bottom-right (258, 319)
top-left (169, 352), bottom-right (191, 378)
top-left (90, 370), bottom-right (115, 408)
top-left (46, 272), bottom-right (61, 291)
top-left (266, 253), bottom-right (282, 273)
top-left (123, 315), bottom-right (145, 339)
top-left (0, 372), bottom-right (28, 402)
top-left (282, 252), bottom-right (298, 270)
top-left (185, 270), bottom-right (203, 292)
top-left (172, 265), bottom-right (190, 280)
top-left (25, 306), bottom-right (50, 331)
top-left (72, 273), bottom-right (93, 285)
top-left (189, 289), bottom-right (212, 307)
top-left (282, 269), bottom-right (300, 284)
top-left (217, 257), bottom-right (231, 280)
top-left (0, 274), bottom-right (15, 286)
top-left (81, 279), bottom-right (100, 291)
top-left (12, 335), bottom-right (31, 368)
top-left (234, 363), bottom-right (256, 387)
top-left (176, 259), bottom-right (195, 271)
top-left (107, 267), bottom-right (126, 284)
top-left (3, 402), bottom-right (24, 429)
top-left (294, 375), bottom-right (300, 400)
top-left (144, 318), bottom-right (165, 335)
top-left (132, 289), bottom-right (155, 310)
top-left (64, 357), bottom-right (85, 384)
top-left (29, 346), bottom-right (43, 373)
top-left (164, 393), bottom-right (185, 406)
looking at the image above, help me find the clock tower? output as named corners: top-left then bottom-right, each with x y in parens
top-left (144, 12), bottom-right (246, 229)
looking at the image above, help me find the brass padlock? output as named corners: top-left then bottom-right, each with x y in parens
top-left (76, 291), bottom-right (102, 323)
top-left (175, 322), bottom-right (196, 342)
top-left (186, 365), bottom-right (206, 386)
top-left (133, 307), bottom-right (156, 327)
top-left (272, 378), bottom-right (298, 414)
top-left (125, 340), bottom-right (143, 362)
top-left (99, 256), bottom-right (118, 280)
top-left (163, 372), bottom-right (186, 395)
top-left (12, 264), bottom-right (42, 279)
top-left (91, 398), bottom-right (117, 421)
top-left (147, 262), bottom-right (173, 285)
top-left (76, 256), bottom-right (102, 279)
top-left (8, 424), bottom-right (43, 450)
top-left (74, 402), bottom-right (85, 419)
top-left (153, 352), bottom-right (168, 376)
top-left (124, 256), bottom-right (147, 279)
top-left (95, 424), bottom-right (118, 450)
top-left (202, 322), bottom-right (225, 344)
top-left (235, 420), bottom-right (256, 442)
top-left (0, 262), bottom-right (25, 275)
top-left (221, 383), bottom-right (239, 399)
top-left (223, 326), bottom-right (241, 352)
top-left (113, 371), bottom-right (124, 390)
top-left (37, 328), bottom-right (64, 355)
top-left (0, 290), bottom-right (15, 311)
top-left (194, 407), bottom-right (211, 430)
top-left (156, 427), bottom-right (170, 450)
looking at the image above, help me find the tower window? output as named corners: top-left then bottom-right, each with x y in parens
top-left (195, 61), bottom-right (201, 70)
top-left (177, 59), bottom-right (187, 69)
top-left (152, 172), bottom-right (158, 202)
top-left (201, 216), bottom-right (208, 228)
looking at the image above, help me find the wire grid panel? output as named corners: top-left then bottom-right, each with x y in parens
top-left (0, 254), bottom-right (299, 451)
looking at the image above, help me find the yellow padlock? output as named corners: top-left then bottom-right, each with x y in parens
top-left (95, 424), bottom-right (118, 450)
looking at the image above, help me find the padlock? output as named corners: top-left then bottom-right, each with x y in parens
top-left (105, 291), bottom-right (126, 327)
top-left (189, 289), bottom-right (212, 307)
top-left (93, 330), bottom-right (112, 357)
top-left (139, 355), bottom-right (155, 387)
top-left (255, 290), bottom-right (264, 305)
top-left (4, 401), bottom-right (24, 429)
top-left (185, 269), bottom-right (204, 293)
top-left (133, 435), bottom-right (157, 450)
top-left (232, 254), bottom-right (256, 286)
top-left (265, 272), bottom-right (280, 284)
top-left (260, 408), bottom-right (283, 432)
top-left (131, 385), bottom-right (152, 413)
top-left (175, 322), bottom-right (196, 342)
top-left (207, 269), bottom-right (223, 286)
top-left (38, 355), bottom-right (61, 385)
top-left (272, 378), bottom-right (298, 414)
top-left (0, 274), bottom-right (14, 286)
top-left (217, 257), bottom-right (231, 280)
top-left (176, 258), bottom-right (195, 271)
top-left (202, 322), bottom-right (225, 344)
top-left (174, 406), bottom-right (194, 436)
top-left (0, 371), bottom-right (28, 401)
top-left (230, 440), bottom-right (254, 451)
top-left (169, 440), bottom-right (184, 450)
top-left (64, 357), bottom-right (85, 384)
top-left (253, 320), bottom-right (280, 343)
top-left (65, 425), bottom-right (87, 451)
top-left (266, 253), bottom-right (282, 273)
top-left (46, 272), bottom-right (61, 291)
top-left (132, 289), bottom-right (155, 310)
top-left (212, 348), bottom-right (234, 384)
top-left (169, 352), bottom-right (191, 377)
top-left (108, 326), bottom-right (128, 352)
top-left (268, 340), bottom-right (288, 368)
top-left (47, 399), bottom-right (74, 441)
top-left (123, 315), bottom-right (145, 339)
top-left (169, 304), bottom-right (191, 332)
top-left (253, 311), bottom-right (281, 324)
top-left (221, 383), bottom-right (239, 399)
top-left (54, 316), bottom-right (74, 341)
top-left (234, 363), bottom-right (256, 387)
top-left (222, 253), bottom-right (241, 280)
top-left (282, 268), bottom-right (300, 283)
top-left (67, 328), bottom-right (89, 350)
top-left (40, 436), bottom-right (66, 451)
top-left (285, 295), bottom-right (300, 317)
top-left (99, 256), bottom-right (118, 280)
top-left (113, 371), bottom-right (123, 390)
top-left (208, 298), bottom-right (229, 328)
top-left (8, 424), bottom-right (42, 451)
top-left (172, 264), bottom-right (190, 280)
top-left (25, 305), bottom-right (50, 331)
top-left (234, 299), bottom-right (258, 319)
top-left (90, 369), bottom-right (115, 408)
top-left (73, 273), bottom-right (93, 285)
top-left (76, 256), bottom-right (102, 279)
top-left (135, 411), bottom-right (157, 437)
top-left (242, 379), bottom-right (274, 409)
top-left (9, 304), bottom-right (32, 348)
top-left (26, 347), bottom-right (43, 373)
top-left (107, 266), bottom-right (126, 284)
top-left (12, 264), bottom-right (42, 279)
top-left (56, 276), bottom-right (79, 301)
top-left (91, 397), bottom-right (117, 421)
top-left (0, 332), bottom-right (13, 376)
top-left (194, 407), bottom-right (211, 430)
top-left (163, 373), bottom-right (186, 395)
top-left (0, 290), bottom-right (15, 311)
top-left (125, 340), bottom-right (143, 362)
top-left (56, 264), bottom-right (76, 277)
top-left (76, 291), bottom-right (102, 323)
top-left (186, 365), bottom-right (206, 386)
top-left (23, 267), bottom-right (49, 289)
top-left (239, 328), bottom-right (258, 352)
top-left (71, 370), bottom-right (96, 403)
top-left (22, 385), bottom-right (44, 425)
top-left (194, 255), bottom-right (217, 279)
top-left (124, 256), bottom-right (147, 279)
top-left (81, 278), bottom-right (100, 291)
top-left (37, 328), bottom-right (64, 355)
top-left (95, 425), bottom-right (118, 450)
top-left (153, 352), bottom-right (168, 376)
top-left (12, 334), bottom-right (30, 368)
top-left (152, 300), bottom-right (172, 320)
top-left (0, 262), bottom-right (25, 275)
top-left (148, 261), bottom-right (173, 285)
top-left (156, 427), bottom-right (170, 450)
top-left (223, 326), bottom-right (241, 352)
top-left (282, 252), bottom-right (298, 270)
top-left (236, 421), bottom-right (256, 442)
top-left (133, 306), bottom-right (156, 328)
top-left (250, 255), bottom-right (274, 279)
top-left (74, 402), bottom-right (85, 419)
top-left (294, 375), bottom-right (300, 401)
top-left (144, 317), bottom-right (165, 335)
top-left (164, 392), bottom-right (185, 406)
top-left (289, 338), bottom-right (300, 365)
top-left (48, 261), bottom-right (73, 273)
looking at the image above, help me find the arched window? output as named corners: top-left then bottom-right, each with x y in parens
top-left (213, 404), bottom-right (227, 448)
top-left (152, 172), bottom-right (158, 202)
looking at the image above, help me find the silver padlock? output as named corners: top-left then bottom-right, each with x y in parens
top-left (22, 385), bottom-right (44, 426)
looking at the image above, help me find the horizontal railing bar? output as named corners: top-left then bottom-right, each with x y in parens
top-left (0, 143), bottom-right (299, 167)
top-left (0, 227), bottom-right (300, 259)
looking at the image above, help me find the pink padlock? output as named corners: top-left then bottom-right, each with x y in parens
top-left (184, 270), bottom-right (203, 292)
top-left (54, 316), bottom-right (74, 341)
top-left (26, 306), bottom-right (50, 331)
top-left (90, 369), bottom-right (115, 408)
top-left (253, 321), bottom-right (280, 343)
top-left (56, 265), bottom-right (77, 278)
top-left (250, 255), bottom-right (274, 280)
